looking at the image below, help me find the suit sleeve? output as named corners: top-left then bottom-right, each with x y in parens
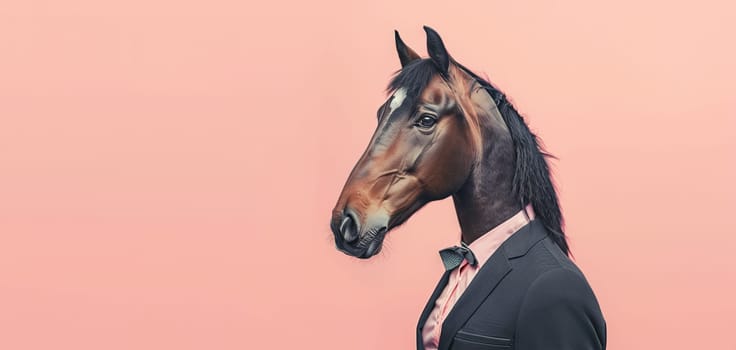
top-left (515, 268), bottom-right (606, 350)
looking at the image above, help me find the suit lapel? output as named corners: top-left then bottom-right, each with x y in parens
top-left (437, 249), bottom-right (512, 350)
top-left (416, 270), bottom-right (450, 350)
top-left (436, 219), bottom-right (548, 350)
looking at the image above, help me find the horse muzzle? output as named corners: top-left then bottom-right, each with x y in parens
top-left (330, 207), bottom-right (389, 259)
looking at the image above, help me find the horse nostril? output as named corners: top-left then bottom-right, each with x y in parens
top-left (339, 211), bottom-right (359, 243)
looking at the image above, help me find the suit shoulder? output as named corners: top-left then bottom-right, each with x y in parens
top-left (520, 239), bottom-right (600, 304)
top-left (526, 267), bottom-right (594, 303)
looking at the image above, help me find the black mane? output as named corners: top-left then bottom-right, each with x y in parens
top-left (388, 59), bottom-right (570, 256)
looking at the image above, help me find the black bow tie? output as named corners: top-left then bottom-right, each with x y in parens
top-left (439, 243), bottom-right (478, 271)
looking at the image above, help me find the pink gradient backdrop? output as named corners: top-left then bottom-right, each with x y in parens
top-left (1, 1), bottom-right (735, 349)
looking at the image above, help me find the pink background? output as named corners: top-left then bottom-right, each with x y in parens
top-left (1, 0), bottom-right (735, 349)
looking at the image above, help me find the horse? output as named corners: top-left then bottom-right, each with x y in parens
top-left (329, 26), bottom-right (568, 259)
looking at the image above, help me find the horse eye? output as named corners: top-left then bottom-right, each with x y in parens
top-left (417, 115), bottom-right (437, 128)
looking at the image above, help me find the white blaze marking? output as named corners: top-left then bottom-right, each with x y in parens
top-left (388, 88), bottom-right (407, 114)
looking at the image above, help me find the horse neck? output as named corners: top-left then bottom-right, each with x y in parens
top-left (451, 113), bottom-right (521, 245)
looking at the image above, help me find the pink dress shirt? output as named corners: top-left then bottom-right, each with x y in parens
top-left (421, 204), bottom-right (536, 350)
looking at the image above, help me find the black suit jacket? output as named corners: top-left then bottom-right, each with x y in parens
top-left (417, 219), bottom-right (606, 350)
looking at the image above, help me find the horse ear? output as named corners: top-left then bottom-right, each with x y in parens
top-left (395, 30), bottom-right (421, 67)
top-left (423, 26), bottom-right (450, 74)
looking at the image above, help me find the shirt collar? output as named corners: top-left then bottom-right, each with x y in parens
top-left (463, 204), bottom-right (535, 268)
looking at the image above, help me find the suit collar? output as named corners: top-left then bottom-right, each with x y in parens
top-left (502, 219), bottom-right (547, 259)
top-left (462, 204), bottom-right (535, 267)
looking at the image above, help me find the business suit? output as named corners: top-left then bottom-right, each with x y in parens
top-left (417, 219), bottom-right (606, 350)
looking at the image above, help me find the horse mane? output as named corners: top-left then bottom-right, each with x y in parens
top-left (387, 59), bottom-right (438, 97)
top-left (388, 59), bottom-right (570, 256)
